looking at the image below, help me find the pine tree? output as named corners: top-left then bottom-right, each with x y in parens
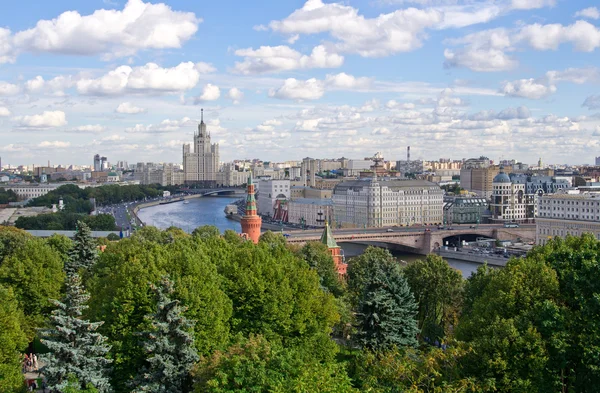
top-left (65, 221), bottom-right (98, 276)
top-left (355, 260), bottom-right (418, 351)
top-left (132, 277), bottom-right (199, 393)
top-left (41, 273), bottom-right (112, 393)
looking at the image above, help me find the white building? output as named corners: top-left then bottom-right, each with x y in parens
top-left (288, 198), bottom-right (333, 227)
top-left (537, 192), bottom-right (600, 245)
top-left (4, 183), bottom-right (94, 200)
top-left (490, 167), bottom-right (536, 222)
top-left (217, 163), bottom-right (247, 187)
top-left (333, 178), bottom-right (444, 228)
top-left (342, 159), bottom-right (373, 177)
top-left (183, 110), bottom-right (219, 187)
top-left (257, 179), bottom-right (290, 217)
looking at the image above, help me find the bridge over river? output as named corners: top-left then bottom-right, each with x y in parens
top-left (285, 224), bottom-right (536, 255)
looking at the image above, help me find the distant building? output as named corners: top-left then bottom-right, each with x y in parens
top-left (596, 156), bottom-right (600, 166)
top-left (460, 165), bottom-right (499, 199)
top-left (341, 159), bottom-right (373, 177)
top-left (217, 163), bottom-right (247, 187)
top-left (396, 160), bottom-right (424, 175)
top-left (443, 196), bottom-right (488, 225)
top-left (134, 163), bottom-right (184, 186)
top-left (333, 178), bottom-right (444, 228)
top-left (288, 198), bottom-right (333, 227)
top-left (490, 167), bottom-right (536, 222)
top-left (183, 109), bottom-right (219, 187)
top-left (537, 192), bottom-right (600, 245)
top-left (93, 154), bottom-right (101, 172)
top-left (257, 179), bottom-right (290, 217)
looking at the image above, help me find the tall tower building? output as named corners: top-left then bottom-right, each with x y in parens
top-left (241, 174), bottom-right (262, 244)
top-left (183, 109), bottom-right (220, 187)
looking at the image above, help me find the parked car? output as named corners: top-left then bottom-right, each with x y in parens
top-left (386, 228), bottom-right (394, 232)
top-left (446, 227), bottom-right (454, 230)
top-left (469, 225), bottom-right (477, 228)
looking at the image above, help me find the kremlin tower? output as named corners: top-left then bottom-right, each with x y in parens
top-left (320, 220), bottom-right (347, 276)
top-left (241, 173), bottom-right (262, 244)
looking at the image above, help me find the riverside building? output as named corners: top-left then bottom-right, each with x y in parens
top-left (537, 192), bottom-right (600, 245)
top-left (332, 178), bottom-right (444, 228)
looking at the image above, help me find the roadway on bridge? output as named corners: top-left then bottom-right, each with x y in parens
top-left (283, 223), bottom-right (536, 238)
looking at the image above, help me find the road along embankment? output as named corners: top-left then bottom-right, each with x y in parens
top-left (436, 248), bottom-right (510, 267)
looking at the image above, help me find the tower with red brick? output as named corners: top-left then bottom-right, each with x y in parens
top-left (241, 173), bottom-right (262, 244)
top-left (321, 220), bottom-right (346, 276)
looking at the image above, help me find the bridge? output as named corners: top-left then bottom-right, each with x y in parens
top-left (184, 187), bottom-right (245, 197)
top-left (285, 225), bottom-right (536, 255)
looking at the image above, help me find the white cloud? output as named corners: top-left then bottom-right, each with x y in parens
top-left (574, 7), bottom-right (600, 20)
top-left (0, 28), bottom-right (15, 64)
top-left (12, 110), bottom-right (67, 128)
top-left (6, 0), bottom-right (200, 62)
top-left (254, 119), bottom-right (283, 132)
top-left (268, 0), bottom-right (442, 57)
top-left (386, 100), bottom-right (416, 110)
top-left (227, 87), bottom-right (244, 104)
top-left (70, 124), bottom-right (106, 133)
top-left (76, 61), bottom-right (203, 95)
top-left (194, 62), bottom-right (217, 73)
top-left (501, 78), bottom-right (557, 99)
top-left (546, 67), bottom-right (600, 84)
top-left (196, 84), bottom-right (221, 102)
top-left (125, 116), bottom-right (196, 133)
top-left (583, 95), bottom-right (600, 110)
top-left (101, 134), bottom-right (125, 141)
top-left (324, 72), bottom-right (371, 89)
top-left (0, 81), bottom-right (20, 96)
top-left (25, 76), bottom-right (45, 92)
top-left (510, 0), bottom-right (555, 10)
top-left (233, 44), bottom-right (343, 74)
top-left (0, 107), bottom-right (10, 117)
top-left (269, 78), bottom-right (325, 101)
top-left (443, 28), bottom-right (516, 72)
top-left (116, 102), bottom-right (146, 114)
top-left (516, 21), bottom-right (600, 52)
top-left (38, 141), bottom-right (71, 148)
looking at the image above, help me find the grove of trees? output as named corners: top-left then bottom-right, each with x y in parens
top-left (0, 222), bottom-right (599, 393)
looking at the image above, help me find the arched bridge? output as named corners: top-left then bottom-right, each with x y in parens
top-left (286, 226), bottom-right (536, 255)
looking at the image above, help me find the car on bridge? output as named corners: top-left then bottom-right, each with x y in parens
top-left (386, 228), bottom-right (394, 232)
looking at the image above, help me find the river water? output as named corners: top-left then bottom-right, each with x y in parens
top-left (137, 196), bottom-right (482, 278)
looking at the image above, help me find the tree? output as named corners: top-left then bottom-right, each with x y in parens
top-left (351, 248), bottom-right (418, 350)
top-left (194, 335), bottom-right (357, 393)
top-left (47, 234), bottom-right (74, 262)
top-left (191, 225), bottom-right (220, 239)
top-left (0, 284), bottom-right (28, 393)
top-left (132, 277), bottom-right (199, 393)
top-left (404, 255), bottom-right (463, 341)
top-left (296, 242), bottom-right (345, 297)
top-left (41, 273), bottom-right (112, 393)
top-left (66, 221), bottom-right (98, 277)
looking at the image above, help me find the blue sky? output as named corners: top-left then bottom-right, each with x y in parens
top-left (1, 0), bottom-right (599, 167)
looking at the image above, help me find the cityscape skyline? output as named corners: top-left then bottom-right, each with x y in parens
top-left (1, 0), bottom-right (600, 165)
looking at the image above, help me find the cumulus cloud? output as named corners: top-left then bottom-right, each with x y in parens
top-left (510, 0), bottom-right (555, 10)
top-left (324, 72), bottom-right (371, 89)
top-left (0, 107), bottom-right (10, 117)
top-left (12, 110), bottom-right (67, 128)
top-left (25, 76), bottom-right (45, 92)
top-left (125, 117), bottom-right (196, 133)
top-left (227, 87), bottom-right (244, 104)
top-left (2, 0), bottom-right (200, 63)
top-left (254, 119), bottom-right (283, 132)
top-left (501, 78), bottom-right (557, 99)
top-left (116, 102), bottom-right (146, 114)
top-left (386, 100), bottom-right (416, 110)
top-left (76, 62), bottom-right (204, 95)
top-left (443, 28), bottom-right (516, 72)
top-left (233, 45), bottom-right (343, 74)
top-left (268, 0), bottom-right (442, 57)
top-left (38, 141), bottom-right (71, 148)
top-left (69, 124), bottom-right (106, 133)
top-left (196, 84), bottom-right (221, 102)
top-left (0, 81), bottom-right (20, 96)
top-left (269, 78), bottom-right (325, 101)
top-left (582, 95), bottom-right (600, 110)
top-left (516, 21), bottom-right (600, 52)
top-left (575, 7), bottom-right (600, 19)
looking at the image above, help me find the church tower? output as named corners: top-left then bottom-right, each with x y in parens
top-left (320, 220), bottom-right (346, 276)
top-left (241, 173), bottom-right (262, 244)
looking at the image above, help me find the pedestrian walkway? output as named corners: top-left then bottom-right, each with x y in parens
top-left (23, 358), bottom-right (45, 392)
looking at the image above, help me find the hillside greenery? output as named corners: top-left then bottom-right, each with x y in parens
top-left (0, 224), bottom-right (599, 393)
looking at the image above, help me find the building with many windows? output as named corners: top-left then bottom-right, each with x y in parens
top-left (288, 198), bottom-right (333, 227)
top-left (537, 192), bottom-right (600, 245)
top-left (332, 178), bottom-right (443, 228)
top-left (257, 179), bottom-right (290, 217)
top-left (183, 110), bottom-right (219, 187)
top-left (490, 167), bottom-right (536, 222)
top-left (443, 196), bottom-right (488, 225)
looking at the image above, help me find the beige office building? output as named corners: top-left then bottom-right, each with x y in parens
top-left (183, 111), bottom-right (219, 187)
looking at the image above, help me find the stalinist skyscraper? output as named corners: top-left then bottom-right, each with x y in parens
top-left (183, 109), bottom-right (219, 187)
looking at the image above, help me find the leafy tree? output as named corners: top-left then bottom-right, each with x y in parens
top-left (0, 188), bottom-right (18, 204)
top-left (132, 277), bottom-right (199, 393)
top-left (296, 242), bottom-right (345, 297)
top-left (0, 228), bottom-right (64, 337)
top-left (191, 225), bottom-right (220, 239)
top-left (41, 273), bottom-right (112, 393)
top-left (47, 234), bottom-right (74, 262)
top-left (404, 254), bottom-right (463, 341)
top-left (355, 343), bottom-right (492, 393)
top-left (0, 284), bottom-right (28, 393)
top-left (350, 247), bottom-right (418, 350)
top-left (194, 335), bottom-right (357, 393)
top-left (106, 233), bottom-right (120, 241)
top-left (66, 221), bottom-right (98, 276)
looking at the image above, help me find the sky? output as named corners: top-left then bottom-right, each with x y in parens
top-left (1, 0), bottom-right (600, 167)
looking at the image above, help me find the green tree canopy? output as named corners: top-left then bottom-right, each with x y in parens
top-left (296, 241), bottom-right (345, 297)
top-left (0, 284), bottom-right (28, 393)
top-left (404, 254), bottom-right (463, 341)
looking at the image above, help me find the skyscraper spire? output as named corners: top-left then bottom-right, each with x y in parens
top-left (201, 108), bottom-right (204, 123)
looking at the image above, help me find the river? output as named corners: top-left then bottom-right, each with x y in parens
top-left (137, 196), bottom-right (484, 278)
top-left (137, 196), bottom-right (241, 233)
